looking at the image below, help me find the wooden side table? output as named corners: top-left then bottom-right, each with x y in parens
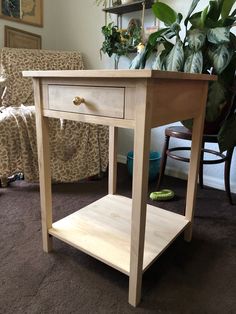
top-left (23, 70), bottom-right (215, 307)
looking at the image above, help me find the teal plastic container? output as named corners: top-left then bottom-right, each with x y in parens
top-left (127, 151), bottom-right (161, 181)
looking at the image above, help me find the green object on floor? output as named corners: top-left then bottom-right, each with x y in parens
top-left (150, 189), bottom-right (175, 201)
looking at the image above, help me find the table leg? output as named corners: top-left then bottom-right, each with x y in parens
top-left (129, 96), bottom-right (151, 306)
top-left (184, 84), bottom-right (208, 241)
top-left (33, 79), bottom-right (53, 252)
top-left (108, 126), bottom-right (118, 195)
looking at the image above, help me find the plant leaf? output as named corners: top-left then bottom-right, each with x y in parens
top-left (148, 28), bottom-right (169, 46)
top-left (223, 16), bottom-right (236, 26)
top-left (230, 7), bottom-right (236, 17)
top-left (229, 33), bottom-right (236, 49)
top-left (207, 27), bottom-right (230, 44)
top-left (220, 53), bottom-right (236, 87)
top-left (200, 5), bottom-right (209, 28)
top-left (129, 47), bottom-right (146, 69)
top-left (187, 29), bottom-right (206, 51)
top-left (208, 44), bottom-right (233, 74)
top-left (205, 17), bottom-right (223, 27)
top-left (189, 6), bottom-right (210, 29)
top-left (154, 42), bottom-right (174, 70)
top-left (184, 46), bottom-right (192, 60)
top-left (165, 40), bottom-right (184, 72)
top-left (152, 2), bottom-right (178, 26)
top-left (189, 12), bottom-right (203, 28)
top-left (164, 29), bottom-right (177, 40)
top-left (163, 40), bottom-right (174, 52)
top-left (184, 0), bottom-right (201, 26)
top-left (169, 22), bottom-right (181, 36)
top-left (152, 51), bottom-right (163, 70)
top-left (218, 114), bottom-right (236, 152)
top-left (221, 0), bottom-right (235, 20)
top-left (184, 51), bottom-right (203, 73)
top-left (177, 13), bottom-right (183, 24)
top-left (207, 0), bottom-right (224, 21)
top-left (205, 81), bottom-right (226, 121)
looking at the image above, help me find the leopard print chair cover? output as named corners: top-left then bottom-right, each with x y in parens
top-left (0, 47), bottom-right (108, 184)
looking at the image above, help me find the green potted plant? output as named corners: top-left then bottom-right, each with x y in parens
top-left (100, 20), bottom-right (142, 68)
top-left (139, 0), bottom-right (236, 153)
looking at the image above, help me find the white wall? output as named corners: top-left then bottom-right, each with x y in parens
top-left (1, 0), bottom-right (235, 192)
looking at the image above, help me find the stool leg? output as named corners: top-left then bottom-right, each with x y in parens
top-left (225, 148), bottom-right (234, 205)
top-left (157, 134), bottom-right (170, 190)
top-left (199, 141), bottom-right (205, 189)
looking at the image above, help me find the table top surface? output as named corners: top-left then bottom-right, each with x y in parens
top-left (23, 69), bottom-right (217, 81)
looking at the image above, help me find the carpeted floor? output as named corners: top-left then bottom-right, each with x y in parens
top-left (0, 164), bottom-right (235, 314)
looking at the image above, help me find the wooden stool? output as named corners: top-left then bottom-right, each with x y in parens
top-left (157, 126), bottom-right (234, 204)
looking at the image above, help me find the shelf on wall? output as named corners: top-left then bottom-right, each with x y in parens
top-left (103, 0), bottom-right (154, 15)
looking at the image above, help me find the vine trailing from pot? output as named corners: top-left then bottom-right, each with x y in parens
top-left (136, 0), bottom-right (236, 153)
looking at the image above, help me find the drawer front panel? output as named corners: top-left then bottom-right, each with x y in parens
top-left (48, 85), bottom-right (125, 118)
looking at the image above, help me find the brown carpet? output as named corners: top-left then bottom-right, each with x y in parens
top-left (0, 164), bottom-right (235, 314)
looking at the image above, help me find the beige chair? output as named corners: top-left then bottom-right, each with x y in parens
top-left (0, 47), bottom-right (108, 186)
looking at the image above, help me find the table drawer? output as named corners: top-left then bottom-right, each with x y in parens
top-left (48, 85), bottom-right (125, 118)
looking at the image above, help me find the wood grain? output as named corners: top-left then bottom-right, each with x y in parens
top-left (49, 195), bottom-right (189, 275)
top-left (23, 69), bottom-right (217, 81)
top-left (129, 81), bottom-right (152, 306)
top-left (48, 85), bottom-right (125, 119)
top-left (184, 82), bottom-right (209, 241)
top-left (108, 126), bottom-right (118, 195)
top-left (33, 78), bottom-right (53, 252)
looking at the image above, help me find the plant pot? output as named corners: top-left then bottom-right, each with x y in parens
top-left (127, 151), bottom-right (161, 181)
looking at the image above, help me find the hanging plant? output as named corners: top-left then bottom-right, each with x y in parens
top-left (100, 21), bottom-right (142, 68)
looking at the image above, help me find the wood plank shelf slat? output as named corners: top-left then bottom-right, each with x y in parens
top-left (49, 194), bottom-right (189, 275)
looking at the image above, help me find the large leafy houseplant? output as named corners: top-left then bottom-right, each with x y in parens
top-left (140, 0), bottom-right (236, 152)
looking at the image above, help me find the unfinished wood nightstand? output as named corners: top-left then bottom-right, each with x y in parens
top-left (23, 69), bottom-right (215, 307)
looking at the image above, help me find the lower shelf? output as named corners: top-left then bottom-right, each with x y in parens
top-left (49, 194), bottom-right (189, 275)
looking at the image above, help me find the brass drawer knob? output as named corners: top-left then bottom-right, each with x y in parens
top-left (73, 96), bottom-right (85, 106)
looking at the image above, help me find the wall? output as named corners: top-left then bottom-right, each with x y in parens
top-left (0, 0), bottom-right (235, 193)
